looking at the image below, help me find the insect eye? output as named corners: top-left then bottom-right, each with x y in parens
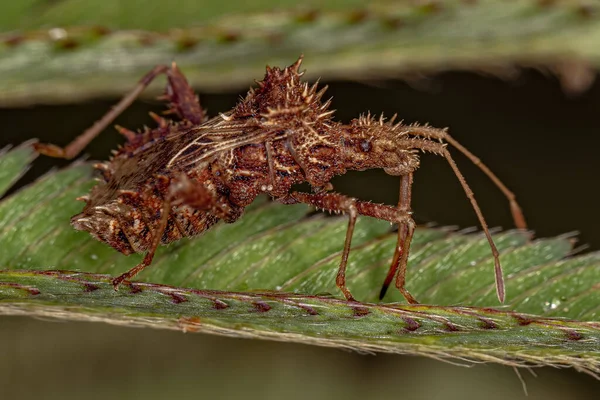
top-left (360, 139), bottom-right (372, 152)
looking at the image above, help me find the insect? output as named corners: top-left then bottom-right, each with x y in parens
top-left (35, 56), bottom-right (527, 303)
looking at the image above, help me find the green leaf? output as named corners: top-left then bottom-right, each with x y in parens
top-left (0, 141), bottom-right (37, 197)
top-left (0, 144), bottom-right (599, 377)
top-left (1, 0), bottom-right (599, 105)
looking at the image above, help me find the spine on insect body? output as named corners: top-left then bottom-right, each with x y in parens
top-left (219, 58), bottom-right (428, 193)
top-left (207, 57), bottom-right (349, 202)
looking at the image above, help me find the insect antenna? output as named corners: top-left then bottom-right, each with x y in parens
top-left (444, 134), bottom-right (527, 230)
top-left (441, 147), bottom-right (505, 302)
top-left (401, 124), bottom-right (527, 230)
top-left (392, 126), bottom-right (529, 302)
top-left (381, 127), bottom-right (521, 303)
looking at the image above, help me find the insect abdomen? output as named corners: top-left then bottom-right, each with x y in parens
top-left (71, 199), bottom-right (219, 255)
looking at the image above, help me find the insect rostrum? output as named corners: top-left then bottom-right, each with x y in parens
top-left (35, 56), bottom-right (527, 304)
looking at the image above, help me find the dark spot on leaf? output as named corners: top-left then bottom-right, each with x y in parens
top-left (298, 304), bottom-right (318, 315)
top-left (402, 317), bottom-right (421, 332)
top-left (478, 318), bottom-right (497, 329)
top-left (83, 283), bottom-right (100, 292)
top-left (213, 299), bottom-right (229, 310)
top-left (347, 9), bottom-right (368, 24)
top-left (39, 270), bottom-right (61, 276)
top-left (3, 35), bottom-right (24, 47)
top-left (92, 26), bottom-right (111, 37)
top-left (352, 305), bottom-right (370, 317)
top-left (219, 31), bottom-right (240, 43)
top-left (444, 322), bottom-right (459, 332)
top-left (177, 37), bottom-right (199, 51)
top-left (169, 292), bottom-right (188, 304)
top-left (382, 17), bottom-right (404, 30)
top-left (513, 314), bottom-right (532, 326)
top-left (0, 282), bottom-right (40, 296)
top-left (54, 38), bottom-right (79, 50)
top-left (253, 302), bottom-right (271, 312)
top-left (577, 4), bottom-right (597, 18)
top-left (128, 283), bottom-right (143, 294)
top-left (565, 330), bottom-right (583, 341)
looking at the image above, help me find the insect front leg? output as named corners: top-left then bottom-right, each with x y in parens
top-left (35, 62), bottom-right (205, 159)
top-left (284, 191), bottom-right (413, 302)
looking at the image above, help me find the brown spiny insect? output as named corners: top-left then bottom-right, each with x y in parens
top-left (35, 56), bottom-right (527, 303)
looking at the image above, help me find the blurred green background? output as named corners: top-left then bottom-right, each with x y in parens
top-left (2, 0), bottom-right (600, 398)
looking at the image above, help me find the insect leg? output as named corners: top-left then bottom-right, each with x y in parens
top-left (286, 191), bottom-right (357, 301)
top-left (285, 191), bottom-right (412, 302)
top-left (339, 201), bottom-right (358, 302)
top-left (35, 62), bottom-right (206, 159)
top-left (393, 216), bottom-right (417, 303)
top-left (35, 65), bottom-right (170, 159)
top-left (379, 173), bottom-right (418, 303)
top-left (403, 138), bottom-right (506, 302)
top-left (112, 197), bottom-right (172, 289)
top-left (264, 141), bottom-right (276, 192)
top-left (169, 173), bottom-right (242, 223)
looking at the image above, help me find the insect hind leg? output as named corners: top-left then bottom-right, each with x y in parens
top-left (35, 62), bottom-right (206, 160)
top-left (35, 65), bottom-right (170, 159)
top-left (112, 197), bottom-right (172, 289)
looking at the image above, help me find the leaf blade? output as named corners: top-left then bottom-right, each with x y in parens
top-left (1, 1), bottom-right (599, 105)
top-left (1, 270), bottom-right (599, 377)
top-left (0, 144), bottom-right (599, 375)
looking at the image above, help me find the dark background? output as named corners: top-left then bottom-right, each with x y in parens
top-left (1, 68), bottom-right (599, 398)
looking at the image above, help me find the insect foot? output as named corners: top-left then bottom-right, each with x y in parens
top-left (35, 56), bottom-right (527, 303)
